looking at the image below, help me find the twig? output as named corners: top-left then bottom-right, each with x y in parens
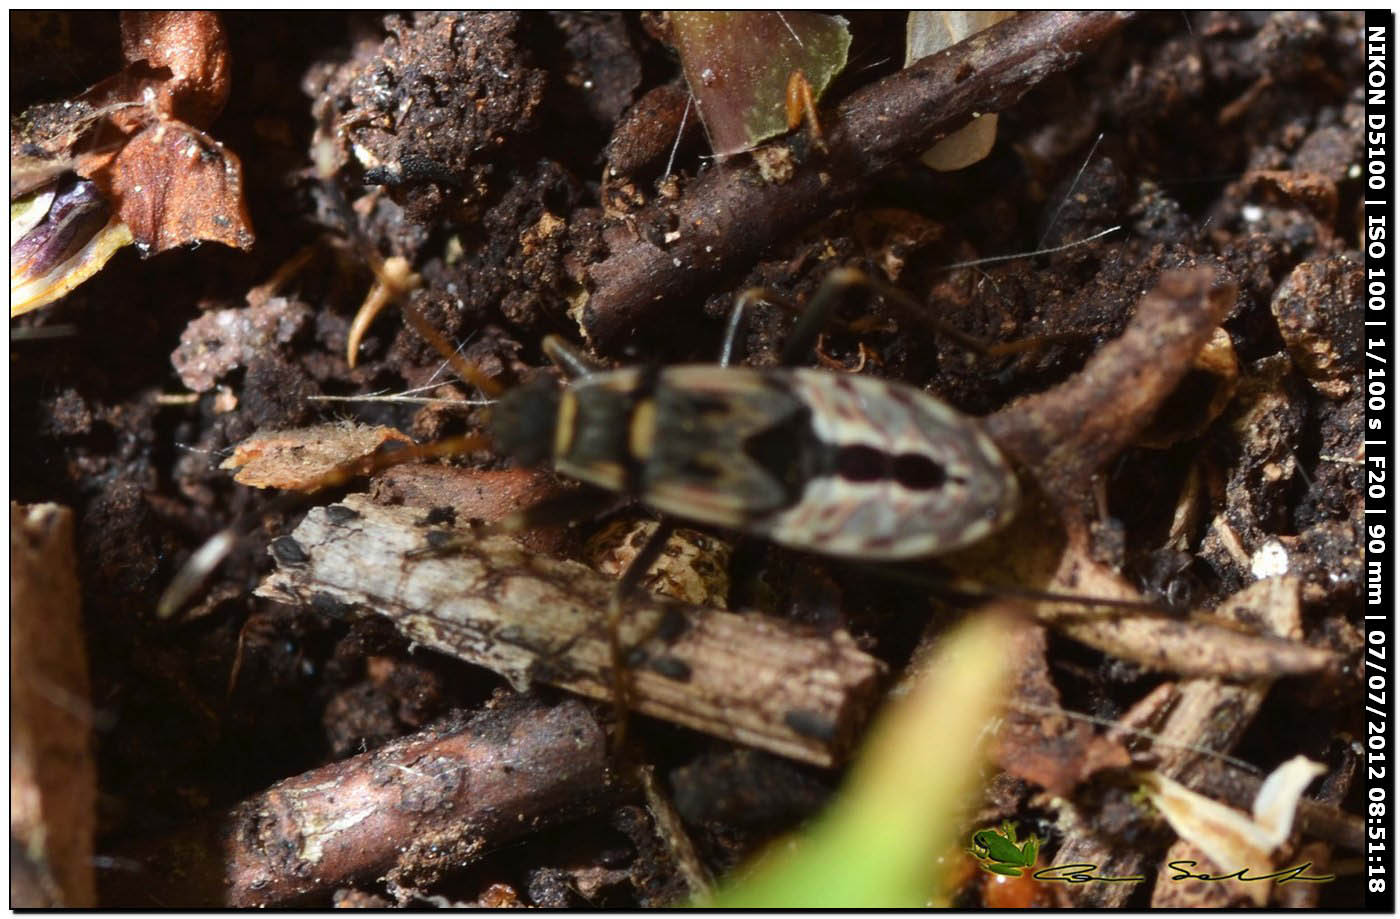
top-left (257, 494), bottom-right (884, 767)
top-left (986, 268), bottom-right (1238, 540)
top-left (583, 11), bottom-right (1133, 350)
top-left (103, 698), bottom-right (619, 907)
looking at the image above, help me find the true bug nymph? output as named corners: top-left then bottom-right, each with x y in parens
top-left (481, 265), bottom-right (1023, 570)
top-left (479, 265), bottom-right (1025, 738)
top-left (492, 342), bottom-right (1019, 560)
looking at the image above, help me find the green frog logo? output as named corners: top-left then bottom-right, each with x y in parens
top-left (968, 821), bottom-right (1041, 877)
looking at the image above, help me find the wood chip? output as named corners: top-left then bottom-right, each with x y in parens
top-left (11, 503), bottom-right (97, 907)
top-left (256, 494), bottom-right (884, 767)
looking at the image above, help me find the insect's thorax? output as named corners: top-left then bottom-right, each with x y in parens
top-left (553, 366), bottom-right (1018, 560)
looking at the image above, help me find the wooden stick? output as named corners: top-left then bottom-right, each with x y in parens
top-left (102, 698), bottom-right (619, 907)
top-left (257, 494), bottom-right (884, 767)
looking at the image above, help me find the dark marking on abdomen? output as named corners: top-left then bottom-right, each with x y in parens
top-left (893, 453), bottom-right (946, 490)
top-left (833, 445), bottom-right (946, 491)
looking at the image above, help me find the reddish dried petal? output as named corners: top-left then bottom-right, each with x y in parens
top-left (120, 11), bottom-right (231, 128)
top-left (100, 120), bottom-right (254, 254)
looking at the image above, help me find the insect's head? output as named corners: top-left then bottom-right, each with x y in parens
top-left (487, 376), bottom-right (560, 466)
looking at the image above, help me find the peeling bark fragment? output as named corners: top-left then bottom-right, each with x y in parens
top-left (219, 423), bottom-right (412, 491)
top-left (257, 494), bottom-right (883, 767)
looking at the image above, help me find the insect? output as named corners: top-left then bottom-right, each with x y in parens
top-left (489, 266), bottom-right (1019, 563)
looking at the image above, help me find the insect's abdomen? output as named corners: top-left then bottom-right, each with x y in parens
top-left (553, 366), bottom-right (1018, 560)
top-left (754, 369), bottom-right (1018, 558)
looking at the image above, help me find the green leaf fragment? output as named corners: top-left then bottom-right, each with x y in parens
top-left (671, 12), bottom-right (851, 157)
top-left (702, 614), bottom-right (1011, 908)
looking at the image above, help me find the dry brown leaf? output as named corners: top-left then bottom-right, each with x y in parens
top-left (990, 621), bottom-right (1131, 796)
top-left (221, 424), bottom-right (414, 491)
top-left (35, 12), bottom-right (256, 258)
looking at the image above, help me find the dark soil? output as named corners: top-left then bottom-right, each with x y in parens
top-left (12, 11), bottom-right (1365, 908)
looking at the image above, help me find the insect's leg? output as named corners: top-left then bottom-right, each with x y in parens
top-left (779, 267), bottom-right (871, 366)
top-left (541, 334), bottom-right (605, 381)
top-left (718, 288), bottom-right (779, 367)
top-left (787, 267), bottom-right (1077, 365)
top-left (607, 517), bottom-right (678, 751)
top-left (491, 486), bottom-right (616, 535)
top-left (785, 69), bottom-right (825, 151)
top-left (722, 274), bottom-right (877, 367)
top-left (869, 561), bottom-right (1180, 617)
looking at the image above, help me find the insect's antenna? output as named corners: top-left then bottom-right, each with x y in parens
top-left (397, 297), bottom-right (504, 399)
top-left (938, 224), bottom-right (1122, 273)
top-left (1005, 700), bottom-right (1264, 774)
top-left (157, 432), bottom-right (491, 617)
